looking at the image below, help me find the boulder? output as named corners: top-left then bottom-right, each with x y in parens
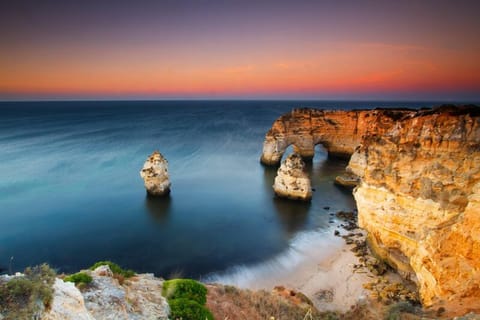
top-left (42, 279), bottom-right (93, 320)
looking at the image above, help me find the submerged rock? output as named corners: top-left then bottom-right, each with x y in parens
top-left (140, 151), bottom-right (171, 196)
top-left (334, 172), bottom-right (360, 188)
top-left (273, 153), bottom-right (312, 201)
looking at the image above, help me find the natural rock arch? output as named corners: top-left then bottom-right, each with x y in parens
top-left (261, 105), bottom-right (480, 314)
top-left (260, 108), bottom-right (413, 165)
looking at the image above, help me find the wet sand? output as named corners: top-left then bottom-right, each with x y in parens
top-left (208, 229), bottom-right (372, 312)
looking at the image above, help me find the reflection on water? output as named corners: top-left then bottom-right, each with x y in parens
top-left (0, 100), bottom-right (427, 276)
top-left (145, 194), bottom-right (172, 225)
top-left (261, 165), bottom-right (278, 195)
top-left (273, 197), bottom-right (310, 237)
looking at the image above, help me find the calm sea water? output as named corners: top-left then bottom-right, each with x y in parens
top-left (0, 100), bottom-right (436, 278)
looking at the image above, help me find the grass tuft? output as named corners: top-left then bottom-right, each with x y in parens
top-left (90, 261), bottom-right (135, 278)
top-left (0, 263), bottom-right (56, 320)
top-left (64, 272), bottom-right (92, 286)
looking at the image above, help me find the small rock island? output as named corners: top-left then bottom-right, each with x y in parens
top-left (140, 151), bottom-right (171, 196)
top-left (273, 153), bottom-right (312, 201)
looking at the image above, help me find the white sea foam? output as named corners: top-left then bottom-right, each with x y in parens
top-left (204, 228), bottom-right (343, 289)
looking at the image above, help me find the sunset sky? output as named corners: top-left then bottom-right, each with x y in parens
top-left (1, 0), bottom-right (479, 100)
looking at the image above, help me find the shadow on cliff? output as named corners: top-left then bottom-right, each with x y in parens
top-left (144, 194), bottom-right (172, 226)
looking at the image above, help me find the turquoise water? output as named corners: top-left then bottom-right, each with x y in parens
top-left (0, 100), bottom-right (433, 278)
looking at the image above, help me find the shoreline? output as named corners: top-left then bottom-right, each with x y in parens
top-left (208, 208), bottom-right (420, 314)
top-left (207, 223), bottom-right (373, 312)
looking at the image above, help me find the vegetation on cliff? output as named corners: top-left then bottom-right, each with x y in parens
top-left (89, 260), bottom-right (135, 284)
top-left (63, 272), bottom-right (93, 287)
top-left (0, 264), bottom-right (56, 320)
top-left (163, 278), bottom-right (214, 320)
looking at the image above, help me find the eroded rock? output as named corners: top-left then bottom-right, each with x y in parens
top-left (273, 153), bottom-right (312, 201)
top-left (351, 105), bottom-right (480, 313)
top-left (81, 266), bottom-right (169, 320)
top-left (140, 151), bottom-right (171, 196)
top-left (260, 108), bottom-right (414, 165)
top-left (43, 266), bottom-right (170, 320)
top-left (334, 172), bottom-right (360, 188)
top-left (42, 279), bottom-right (93, 320)
top-left (262, 105), bottom-right (480, 315)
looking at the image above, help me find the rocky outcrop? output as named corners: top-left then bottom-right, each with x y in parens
top-left (262, 105), bottom-right (480, 314)
top-left (273, 153), bottom-right (312, 201)
top-left (350, 106), bottom-right (480, 313)
top-left (43, 279), bottom-right (94, 320)
top-left (43, 266), bottom-right (169, 320)
top-left (140, 151), bottom-right (171, 196)
top-left (260, 108), bottom-right (415, 165)
top-left (334, 172), bottom-right (360, 188)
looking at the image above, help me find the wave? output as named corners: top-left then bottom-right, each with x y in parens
top-left (203, 228), bottom-right (343, 289)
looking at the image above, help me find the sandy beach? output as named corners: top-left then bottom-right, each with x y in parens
top-left (292, 238), bottom-right (372, 312)
top-left (255, 232), bottom-right (372, 312)
top-left (208, 227), bottom-right (373, 312)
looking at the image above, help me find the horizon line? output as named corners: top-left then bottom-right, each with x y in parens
top-left (1, 97), bottom-right (479, 103)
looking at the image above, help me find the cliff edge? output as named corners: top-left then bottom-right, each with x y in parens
top-left (261, 105), bottom-right (480, 315)
top-left (350, 105), bottom-right (480, 313)
top-left (260, 108), bottom-right (415, 165)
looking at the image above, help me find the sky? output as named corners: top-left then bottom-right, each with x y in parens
top-left (1, 0), bottom-right (479, 101)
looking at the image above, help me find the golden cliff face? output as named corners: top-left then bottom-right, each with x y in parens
top-left (260, 108), bottom-right (414, 165)
top-left (351, 106), bottom-right (480, 312)
top-left (262, 105), bottom-right (480, 314)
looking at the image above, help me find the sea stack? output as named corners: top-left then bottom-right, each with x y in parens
top-left (140, 151), bottom-right (171, 196)
top-left (273, 153), bottom-right (312, 201)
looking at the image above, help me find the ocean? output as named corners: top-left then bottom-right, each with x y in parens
top-left (0, 100), bottom-right (437, 279)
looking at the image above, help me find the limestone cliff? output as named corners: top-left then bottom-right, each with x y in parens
top-left (273, 153), bottom-right (312, 201)
top-left (260, 108), bottom-right (414, 165)
top-left (262, 105), bottom-right (480, 314)
top-left (350, 105), bottom-right (480, 312)
top-left (43, 266), bottom-right (170, 320)
top-left (140, 151), bottom-right (171, 196)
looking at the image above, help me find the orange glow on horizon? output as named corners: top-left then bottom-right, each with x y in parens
top-left (1, 1), bottom-right (480, 99)
top-left (2, 40), bottom-right (479, 99)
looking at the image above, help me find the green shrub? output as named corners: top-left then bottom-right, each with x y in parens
top-left (162, 279), bottom-right (207, 305)
top-left (0, 263), bottom-right (56, 320)
top-left (64, 272), bottom-right (92, 286)
top-left (169, 298), bottom-right (214, 320)
top-left (89, 261), bottom-right (135, 278)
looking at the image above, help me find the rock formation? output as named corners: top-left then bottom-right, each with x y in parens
top-left (262, 105), bottom-right (480, 314)
top-left (350, 106), bottom-right (480, 312)
top-left (43, 266), bottom-right (170, 320)
top-left (43, 279), bottom-right (94, 320)
top-left (334, 172), bottom-right (360, 188)
top-left (273, 153), bottom-right (312, 201)
top-left (260, 108), bottom-right (414, 165)
top-left (140, 151), bottom-right (171, 196)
